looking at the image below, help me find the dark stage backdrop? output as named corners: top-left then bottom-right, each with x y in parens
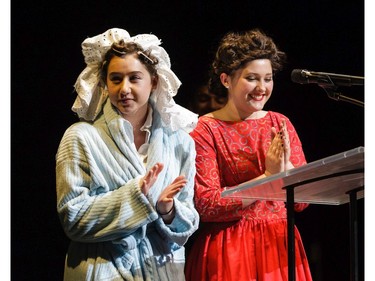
top-left (11, 1), bottom-right (364, 280)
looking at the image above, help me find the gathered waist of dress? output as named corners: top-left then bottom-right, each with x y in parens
top-left (200, 217), bottom-right (287, 235)
top-left (241, 200), bottom-right (287, 219)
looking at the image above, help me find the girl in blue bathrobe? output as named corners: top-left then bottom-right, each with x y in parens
top-left (56, 28), bottom-right (199, 281)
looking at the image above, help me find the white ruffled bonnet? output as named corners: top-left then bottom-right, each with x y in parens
top-left (72, 28), bottom-right (197, 133)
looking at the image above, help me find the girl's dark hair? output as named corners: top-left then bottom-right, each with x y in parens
top-left (101, 40), bottom-right (158, 83)
top-left (209, 28), bottom-right (286, 97)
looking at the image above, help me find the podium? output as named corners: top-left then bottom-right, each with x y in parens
top-left (221, 147), bottom-right (364, 281)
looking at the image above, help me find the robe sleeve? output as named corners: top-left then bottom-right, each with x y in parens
top-left (56, 124), bottom-right (158, 242)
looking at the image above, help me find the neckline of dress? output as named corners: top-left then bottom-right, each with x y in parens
top-left (203, 111), bottom-right (269, 123)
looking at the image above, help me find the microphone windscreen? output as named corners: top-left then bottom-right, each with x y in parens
top-left (291, 69), bottom-right (306, 84)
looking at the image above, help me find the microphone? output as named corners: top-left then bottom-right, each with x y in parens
top-left (291, 69), bottom-right (364, 87)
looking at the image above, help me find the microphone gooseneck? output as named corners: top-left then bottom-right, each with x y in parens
top-left (290, 69), bottom-right (364, 107)
top-left (290, 69), bottom-right (364, 87)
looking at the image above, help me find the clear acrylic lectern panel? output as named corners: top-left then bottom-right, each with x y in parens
top-left (221, 146), bottom-right (364, 281)
top-left (221, 146), bottom-right (364, 205)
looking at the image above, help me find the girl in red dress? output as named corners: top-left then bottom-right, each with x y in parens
top-left (185, 29), bottom-right (313, 281)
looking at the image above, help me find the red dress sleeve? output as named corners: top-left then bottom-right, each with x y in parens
top-left (190, 120), bottom-right (244, 222)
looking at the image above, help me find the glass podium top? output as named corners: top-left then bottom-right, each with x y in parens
top-left (221, 147), bottom-right (364, 205)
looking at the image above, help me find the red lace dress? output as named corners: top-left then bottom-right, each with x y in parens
top-left (185, 112), bottom-right (312, 281)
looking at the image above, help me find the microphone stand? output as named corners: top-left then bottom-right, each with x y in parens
top-left (319, 85), bottom-right (364, 108)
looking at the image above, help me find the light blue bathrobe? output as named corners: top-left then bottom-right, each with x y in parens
top-left (56, 98), bottom-right (199, 280)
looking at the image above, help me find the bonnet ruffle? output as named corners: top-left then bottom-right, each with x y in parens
top-left (72, 28), bottom-right (197, 133)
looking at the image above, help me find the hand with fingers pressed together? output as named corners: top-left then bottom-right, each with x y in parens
top-left (266, 119), bottom-right (294, 175)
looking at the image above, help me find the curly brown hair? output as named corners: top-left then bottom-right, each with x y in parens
top-left (209, 29), bottom-right (286, 97)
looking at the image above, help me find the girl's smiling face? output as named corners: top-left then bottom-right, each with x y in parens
top-left (224, 59), bottom-right (274, 118)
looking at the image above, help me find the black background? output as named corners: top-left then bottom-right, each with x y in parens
top-left (11, 0), bottom-right (365, 280)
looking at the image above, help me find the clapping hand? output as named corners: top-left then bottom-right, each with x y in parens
top-left (156, 175), bottom-right (187, 215)
top-left (140, 163), bottom-right (164, 196)
top-left (265, 120), bottom-right (292, 175)
top-left (140, 163), bottom-right (187, 222)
